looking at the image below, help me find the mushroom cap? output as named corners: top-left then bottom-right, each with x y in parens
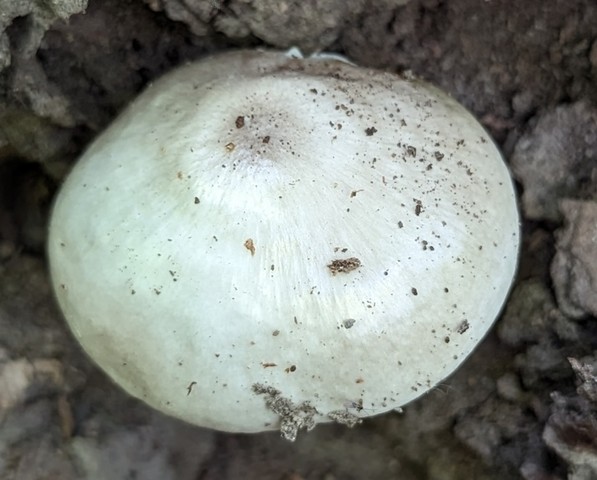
top-left (48, 49), bottom-right (519, 437)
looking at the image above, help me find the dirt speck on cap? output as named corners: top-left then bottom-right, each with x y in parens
top-left (327, 257), bottom-right (361, 275)
top-left (244, 238), bottom-right (256, 256)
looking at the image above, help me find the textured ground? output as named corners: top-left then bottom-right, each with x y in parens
top-left (0, 0), bottom-right (596, 479)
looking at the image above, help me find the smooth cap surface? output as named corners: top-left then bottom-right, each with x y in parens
top-left (48, 49), bottom-right (519, 439)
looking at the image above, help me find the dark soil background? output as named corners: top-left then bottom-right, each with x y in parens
top-left (1, 1), bottom-right (596, 479)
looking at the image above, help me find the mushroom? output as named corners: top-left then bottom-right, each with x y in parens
top-left (47, 49), bottom-right (520, 441)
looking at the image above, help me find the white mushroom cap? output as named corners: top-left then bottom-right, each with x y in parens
top-left (48, 49), bottom-right (520, 440)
